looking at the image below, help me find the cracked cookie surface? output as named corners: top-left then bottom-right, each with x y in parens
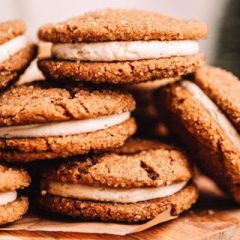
top-left (0, 81), bottom-right (136, 162)
top-left (37, 9), bottom-right (207, 85)
top-left (0, 81), bottom-right (135, 126)
top-left (41, 139), bottom-right (192, 188)
top-left (38, 9), bottom-right (207, 43)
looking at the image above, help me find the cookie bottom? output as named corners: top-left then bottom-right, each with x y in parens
top-left (0, 196), bottom-right (29, 225)
top-left (39, 184), bottom-right (197, 223)
top-left (0, 118), bottom-right (136, 162)
top-left (0, 44), bottom-right (38, 90)
top-left (38, 54), bottom-right (205, 84)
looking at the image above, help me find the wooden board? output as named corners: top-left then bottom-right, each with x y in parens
top-left (0, 176), bottom-right (240, 240)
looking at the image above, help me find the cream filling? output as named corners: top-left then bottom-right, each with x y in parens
top-left (182, 81), bottom-right (240, 149)
top-left (0, 35), bottom-right (28, 62)
top-left (52, 40), bottom-right (199, 62)
top-left (0, 191), bottom-right (17, 206)
top-left (0, 112), bottom-right (130, 138)
top-left (46, 181), bottom-right (187, 203)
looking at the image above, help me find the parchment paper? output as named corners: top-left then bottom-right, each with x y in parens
top-left (0, 207), bottom-right (176, 235)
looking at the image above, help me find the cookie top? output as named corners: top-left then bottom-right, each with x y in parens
top-left (194, 66), bottom-right (240, 130)
top-left (41, 139), bottom-right (192, 188)
top-left (38, 9), bottom-right (208, 43)
top-left (0, 165), bottom-right (31, 192)
top-left (0, 82), bottom-right (135, 126)
top-left (0, 19), bottom-right (25, 45)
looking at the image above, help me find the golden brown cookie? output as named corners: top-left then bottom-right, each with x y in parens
top-left (0, 20), bottom-right (37, 91)
top-left (38, 9), bottom-right (207, 43)
top-left (157, 66), bottom-right (240, 203)
top-left (0, 82), bottom-right (136, 162)
top-left (0, 19), bottom-right (25, 45)
top-left (41, 138), bottom-right (192, 188)
top-left (38, 52), bottom-right (205, 85)
top-left (0, 82), bottom-right (135, 126)
top-left (0, 164), bottom-right (30, 225)
top-left (0, 118), bottom-right (136, 162)
top-left (0, 165), bottom-right (30, 191)
top-left (39, 184), bottom-right (197, 223)
top-left (37, 9), bottom-right (207, 85)
top-left (0, 44), bottom-right (37, 90)
top-left (39, 139), bottom-right (197, 222)
top-left (0, 197), bottom-right (29, 225)
top-left (194, 66), bottom-right (240, 130)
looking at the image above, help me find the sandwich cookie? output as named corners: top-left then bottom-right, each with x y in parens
top-left (126, 78), bottom-right (178, 139)
top-left (38, 9), bottom-right (207, 85)
top-left (0, 82), bottom-right (136, 162)
top-left (0, 19), bottom-right (37, 90)
top-left (0, 164), bottom-right (30, 225)
top-left (39, 139), bottom-right (198, 223)
top-left (157, 66), bottom-right (240, 202)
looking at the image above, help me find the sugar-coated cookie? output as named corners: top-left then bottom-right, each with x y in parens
top-left (0, 19), bottom-right (37, 90)
top-left (38, 9), bottom-right (207, 85)
top-left (0, 82), bottom-right (136, 162)
top-left (157, 66), bottom-right (240, 203)
top-left (0, 164), bottom-right (30, 225)
top-left (39, 139), bottom-right (197, 222)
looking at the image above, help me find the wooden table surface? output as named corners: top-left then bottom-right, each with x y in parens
top-left (1, 176), bottom-right (240, 240)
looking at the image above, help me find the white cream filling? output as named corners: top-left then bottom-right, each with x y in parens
top-left (0, 35), bottom-right (28, 63)
top-left (0, 191), bottom-right (17, 206)
top-left (181, 81), bottom-right (240, 149)
top-left (0, 112), bottom-right (130, 138)
top-left (46, 181), bottom-right (187, 203)
top-left (52, 40), bottom-right (199, 62)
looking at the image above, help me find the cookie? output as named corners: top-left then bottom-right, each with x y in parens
top-left (0, 82), bottom-right (136, 162)
top-left (38, 9), bottom-right (207, 43)
top-left (126, 78), bottom-right (178, 139)
top-left (0, 164), bottom-right (30, 225)
top-left (157, 66), bottom-right (240, 203)
top-left (37, 9), bottom-right (207, 84)
top-left (39, 139), bottom-right (197, 222)
top-left (0, 19), bottom-right (38, 91)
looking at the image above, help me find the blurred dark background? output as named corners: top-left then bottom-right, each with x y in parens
top-left (215, 0), bottom-right (240, 76)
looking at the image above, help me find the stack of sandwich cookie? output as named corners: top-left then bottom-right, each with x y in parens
top-left (157, 66), bottom-right (240, 202)
top-left (38, 9), bottom-right (207, 84)
top-left (39, 139), bottom-right (198, 222)
top-left (0, 82), bottom-right (136, 162)
top-left (0, 164), bottom-right (30, 225)
top-left (0, 19), bottom-right (37, 90)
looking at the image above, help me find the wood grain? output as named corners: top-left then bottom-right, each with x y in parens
top-left (1, 176), bottom-right (240, 240)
